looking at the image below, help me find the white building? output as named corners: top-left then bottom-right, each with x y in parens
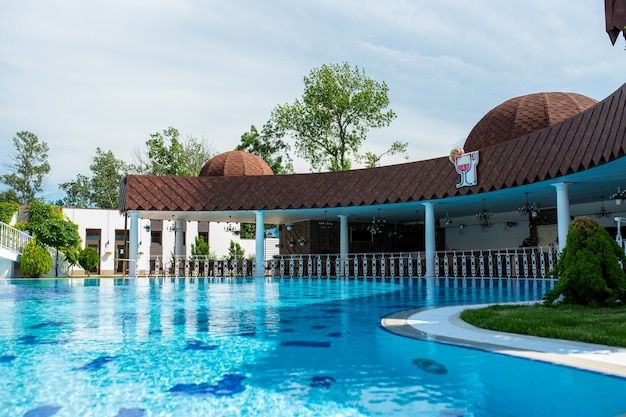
top-left (62, 207), bottom-right (278, 276)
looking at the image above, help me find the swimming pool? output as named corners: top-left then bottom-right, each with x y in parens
top-left (0, 277), bottom-right (624, 416)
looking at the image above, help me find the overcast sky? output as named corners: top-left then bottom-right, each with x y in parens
top-left (1, 0), bottom-right (625, 202)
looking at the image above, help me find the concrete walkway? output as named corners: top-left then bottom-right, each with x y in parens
top-left (381, 303), bottom-right (626, 378)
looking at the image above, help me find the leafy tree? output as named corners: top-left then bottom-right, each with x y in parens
top-left (236, 124), bottom-right (294, 174)
top-left (270, 62), bottom-right (396, 171)
top-left (58, 174), bottom-right (91, 207)
top-left (1, 131), bottom-right (50, 204)
top-left (36, 218), bottom-right (81, 277)
top-left (228, 240), bottom-right (245, 261)
top-left (24, 201), bottom-right (81, 277)
top-left (0, 189), bottom-right (20, 204)
top-left (239, 223), bottom-right (255, 239)
top-left (130, 127), bottom-right (217, 176)
top-left (20, 238), bottom-right (52, 278)
top-left (78, 247), bottom-right (100, 276)
top-left (358, 140), bottom-right (409, 168)
top-left (65, 247), bottom-right (80, 273)
top-left (24, 200), bottom-right (63, 233)
top-left (59, 148), bottom-right (127, 208)
top-left (544, 216), bottom-right (626, 306)
top-left (182, 134), bottom-right (218, 176)
top-left (88, 148), bottom-right (127, 208)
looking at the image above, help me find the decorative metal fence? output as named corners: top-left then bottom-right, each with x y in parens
top-left (147, 256), bottom-right (257, 278)
top-left (147, 247), bottom-right (558, 280)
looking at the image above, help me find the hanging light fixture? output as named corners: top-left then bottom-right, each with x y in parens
top-left (475, 199), bottom-right (493, 230)
top-left (319, 210), bottom-right (333, 228)
top-left (595, 196), bottom-right (613, 218)
top-left (224, 216), bottom-right (239, 233)
top-left (519, 192), bottom-right (540, 218)
top-left (443, 212), bottom-right (453, 225)
top-left (367, 209), bottom-right (385, 234)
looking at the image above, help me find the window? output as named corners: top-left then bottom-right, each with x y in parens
top-left (151, 231), bottom-right (162, 245)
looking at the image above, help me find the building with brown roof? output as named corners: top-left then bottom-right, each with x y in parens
top-left (120, 83), bottom-right (626, 277)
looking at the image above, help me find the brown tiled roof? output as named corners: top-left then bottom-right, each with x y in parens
top-left (120, 83), bottom-right (626, 215)
top-left (463, 92), bottom-right (597, 152)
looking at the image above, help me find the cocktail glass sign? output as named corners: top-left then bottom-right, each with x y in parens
top-left (449, 148), bottom-right (479, 188)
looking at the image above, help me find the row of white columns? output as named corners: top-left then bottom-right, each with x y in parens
top-left (126, 182), bottom-right (572, 278)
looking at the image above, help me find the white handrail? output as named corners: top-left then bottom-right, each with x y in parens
top-left (0, 221), bottom-right (32, 255)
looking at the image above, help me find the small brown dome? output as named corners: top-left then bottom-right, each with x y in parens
top-left (463, 92), bottom-right (598, 151)
top-left (199, 150), bottom-right (274, 177)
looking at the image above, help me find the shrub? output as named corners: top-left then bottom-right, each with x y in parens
top-left (20, 238), bottom-right (52, 278)
top-left (78, 247), bottom-right (100, 276)
top-left (544, 216), bottom-right (626, 306)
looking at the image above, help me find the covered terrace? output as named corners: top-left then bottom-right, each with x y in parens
top-left (119, 83), bottom-right (626, 279)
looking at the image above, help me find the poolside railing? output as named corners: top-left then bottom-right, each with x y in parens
top-left (145, 246), bottom-right (558, 280)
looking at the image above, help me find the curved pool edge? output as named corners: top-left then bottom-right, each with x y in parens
top-left (381, 304), bottom-right (626, 379)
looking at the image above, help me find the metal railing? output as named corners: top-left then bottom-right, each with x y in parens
top-left (0, 221), bottom-right (32, 256)
top-left (142, 246), bottom-right (558, 279)
top-left (145, 256), bottom-right (258, 278)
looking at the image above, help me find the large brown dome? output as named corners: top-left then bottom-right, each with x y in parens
top-left (463, 92), bottom-right (598, 151)
top-left (199, 150), bottom-right (274, 177)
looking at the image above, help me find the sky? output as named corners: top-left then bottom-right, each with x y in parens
top-left (1, 0), bottom-right (625, 202)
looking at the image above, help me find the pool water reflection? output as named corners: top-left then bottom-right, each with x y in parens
top-left (0, 277), bottom-right (624, 417)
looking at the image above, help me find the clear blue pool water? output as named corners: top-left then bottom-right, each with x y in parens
top-left (0, 277), bottom-right (624, 417)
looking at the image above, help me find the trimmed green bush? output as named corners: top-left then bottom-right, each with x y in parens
top-left (78, 247), bottom-right (100, 276)
top-left (544, 216), bottom-right (626, 306)
top-left (20, 238), bottom-right (52, 278)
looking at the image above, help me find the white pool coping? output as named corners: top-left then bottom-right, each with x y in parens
top-left (381, 303), bottom-right (626, 378)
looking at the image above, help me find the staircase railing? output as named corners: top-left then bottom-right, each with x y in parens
top-left (0, 221), bottom-right (32, 256)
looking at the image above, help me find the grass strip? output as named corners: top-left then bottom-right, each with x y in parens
top-left (459, 303), bottom-right (626, 348)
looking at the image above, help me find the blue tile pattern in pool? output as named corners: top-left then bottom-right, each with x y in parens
top-left (0, 276), bottom-right (625, 416)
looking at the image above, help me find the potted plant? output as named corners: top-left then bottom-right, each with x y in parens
top-left (298, 237), bottom-right (307, 246)
top-left (288, 239), bottom-right (295, 248)
top-left (609, 188), bottom-right (626, 205)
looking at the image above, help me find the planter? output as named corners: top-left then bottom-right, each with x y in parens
top-left (616, 199), bottom-right (623, 206)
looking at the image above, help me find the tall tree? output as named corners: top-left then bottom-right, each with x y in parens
top-left (88, 148), bottom-right (127, 209)
top-left (58, 174), bottom-right (91, 207)
top-left (131, 127), bottom-right (217, 176)
top-left (236, 124), bottom-right (294, 174)
top-left (1, 131), bottom-right (50, 203)
top-left (59, 148), bottom-right (127, 209)
top-left (270, 62), bottom-right (397, 172)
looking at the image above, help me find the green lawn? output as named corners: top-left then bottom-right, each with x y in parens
top-left (459, 303), bottom-right (626, 348)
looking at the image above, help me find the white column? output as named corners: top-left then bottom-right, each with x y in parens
top-left (423, 202), bottom-right (436, 277)
top-left (552, 182), bottom-right (571, 252)
top-left (338, 214), bottom-right (349, 276)
top-left (128, 211), bottom-right (139, 277)
top-left (255, 210), bottom-right (265, 277)
top-left (175, 219), bottom-right (184, 258)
